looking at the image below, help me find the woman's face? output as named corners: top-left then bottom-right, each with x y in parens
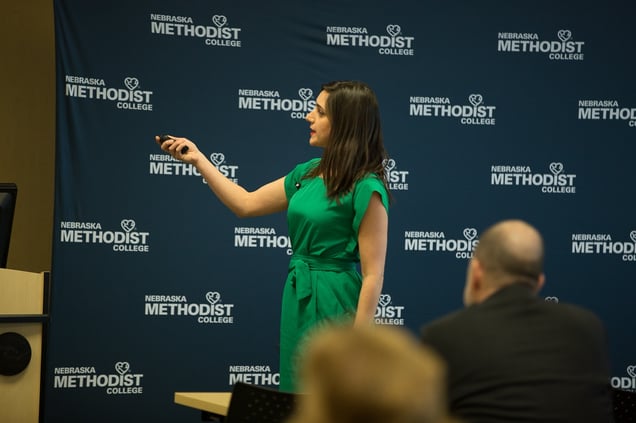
top-left (305, 90), bottom-right (331, 147)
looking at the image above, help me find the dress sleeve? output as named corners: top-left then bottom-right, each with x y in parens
top-left (352, 176), bottom-right (390, 233)
top-left (284, 158), bottom-right (320, 200)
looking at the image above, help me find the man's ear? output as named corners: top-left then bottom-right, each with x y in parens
top-left (534, 273), bottom-right (546, 294)
top-left (464, 258), bottom-right (486, 306)
top-left (471, 259), bottom-right (484, 288)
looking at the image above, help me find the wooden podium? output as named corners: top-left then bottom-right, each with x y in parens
top-left (0, 268), bottom-right (50, 423)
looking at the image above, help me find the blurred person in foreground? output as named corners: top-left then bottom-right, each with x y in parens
top-left (288, 324), bottom-right (460, 423)
top-left (420, 219), bottom-right (614, 422)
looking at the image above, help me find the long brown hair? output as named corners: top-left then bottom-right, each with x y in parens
top-left (306, 81), bottom-right (390, 201)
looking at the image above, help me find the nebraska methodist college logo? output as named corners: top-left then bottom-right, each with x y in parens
top-left (490, 162), bottom-right (576, 194)
top-left (383, 158), bottom-right (410, 191)
top-left (65, 76), bottom-right (154, 111)
top-left (326, 24), bottom-right (415, 56)
top-left (409, 94), bottom-right (496, 126)
top-left (54, 362), bottom-right (144, 395)
top-left (404, 227), bottom-right (479, 260)
top-left (234, 226), bottom-right (292, 255)
top-left (144, 291), bottom-right (236, 324)
top-left (59, 219), bottom-right (151, 253)
top-left (150, 13), bottom-right (242, 47)
top-left (228, 365), bottom-right (279, 387)
top-left (237, 87), bottom-right (315, 120)
top-left (497, 29), bottom-right (585, 61)
top-left (611, 365), bottom-right (636, 391)
top-left (375, 293), bottom-right (405, 326)
top-left (578, 99), bottom-right (636, 127)
top-left (149, 151), bottom-right (240, 184)
top-left (571, 230), bottom-right (636, 262)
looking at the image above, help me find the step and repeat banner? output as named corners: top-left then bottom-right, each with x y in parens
top-left (49, 0), bottom-right (635, 421)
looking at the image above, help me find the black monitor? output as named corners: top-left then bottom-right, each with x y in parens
top-left (0, 183), bottom-right (18, 268)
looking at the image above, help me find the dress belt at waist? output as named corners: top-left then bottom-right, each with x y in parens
top-left (288, 255), bottom-right (355, 300)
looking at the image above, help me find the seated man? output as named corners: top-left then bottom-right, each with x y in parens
top-left (420, 219), bottom-right (614, 422)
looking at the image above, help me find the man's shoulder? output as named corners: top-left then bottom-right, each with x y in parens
top-left (420, 307), bottom-right (475, 338)
top-left (540, 300), bottom-right (605, 330)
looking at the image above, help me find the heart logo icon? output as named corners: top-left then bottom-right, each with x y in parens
top-left (298, 88), bottom-right (313, 101)
top-left (210, 153), bottom-right (225, 166)
top-left (206, 291), bottom-right (221, 304)
top-left (378, 294), bottom-right (391, 307)
top-left (386, 25), bottom-right (401, 37)
top-left (124, 77), bottom-right (139, 91)
top-left (115, 362), bottom-right (130, 375)
top-left (627, 365), bottom-right (636, 378)
top-left (549, 162), bottom-right (563, 175)
top-left (544, 296), bottom-right (559, 303)
top-left (383, 159), bottom-right (396, 172)
top-left (557, 29), bottom-right (572, 42)
top-left (463, 228), bottom-right (477, 241)
top-left (630, 231), bottom-right (636, 243)
top-left (121, 219), bottom-right (136, 232)
top-left (212, 15), bottom-right (227, 27)
top-left (469, 94), bottom-right (483, 107)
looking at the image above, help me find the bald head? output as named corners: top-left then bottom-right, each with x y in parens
top-left (464, 220), bottom-right (545, 305)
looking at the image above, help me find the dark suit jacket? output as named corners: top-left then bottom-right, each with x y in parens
top-left (420, 283), bottom-right (614, 423)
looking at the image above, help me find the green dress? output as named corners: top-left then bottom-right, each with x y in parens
top-left (279, 158), bottom-right (390, 392)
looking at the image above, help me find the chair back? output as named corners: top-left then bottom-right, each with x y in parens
top-left (225, 382), bottom-right (299, 423)
top-left (612, 388), bottom-right (636, 423)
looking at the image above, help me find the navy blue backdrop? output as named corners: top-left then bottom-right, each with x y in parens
top-left (48, 0), bottom-right (636, 421)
